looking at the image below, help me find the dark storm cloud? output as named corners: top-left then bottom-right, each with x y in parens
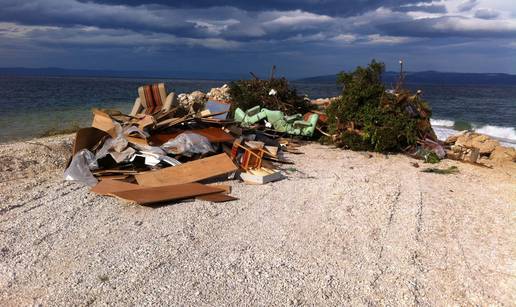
top-left (393, 4), bottom-right (447, 14)
top-left (73, 0), bottom-right (440, 16)
top-left (76, 0), bottom-right (435, 16)
top-left (0, 0), bottom-right (514, 75)
top-left (379, 16), bottom-right (516, 38)
top-left (474, 9), bottom-right (500, 20)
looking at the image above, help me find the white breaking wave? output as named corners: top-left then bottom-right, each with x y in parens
top-left (430, 119), bottom-right (455, 127)
top-left (476, 125), bottom-right (516, 143)
top-left (430, 118), bottom-right (516, 148)
top-left (432, 126), bottom-right (457, 142)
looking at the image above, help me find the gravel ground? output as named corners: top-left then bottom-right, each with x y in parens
top-left (0, 135), bottom-right (515, 306)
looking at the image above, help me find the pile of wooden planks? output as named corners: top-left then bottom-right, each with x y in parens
top-left (91, 153), bottom-right (238, 205)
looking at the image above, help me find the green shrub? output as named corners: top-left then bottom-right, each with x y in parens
top-left (228, 78), bottom-right (310, 116)
top-left (326, 60), bottom-right (436, 152)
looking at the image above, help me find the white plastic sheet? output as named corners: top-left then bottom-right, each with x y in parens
top-left (63, 149), bottom-right (98, 187)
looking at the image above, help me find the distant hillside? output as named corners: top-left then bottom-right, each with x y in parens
top-left (2, 67), bottom-right (516, 85)
top-left (0, 67), bottom-right (247, 80)
top-left (298, 71), bottom-right (516, 85)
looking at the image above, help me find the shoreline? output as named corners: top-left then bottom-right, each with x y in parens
top-left (2, 121), bottom-right (515, 148)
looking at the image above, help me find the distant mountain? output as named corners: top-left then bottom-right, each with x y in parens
top-left (0, 67), bottom-right (248, 80)
top-left (2, 67), bottom-right (516, 85)
top-left (298, 71), bottom-right (516, 85)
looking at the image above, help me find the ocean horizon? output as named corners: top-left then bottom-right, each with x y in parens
top-left (0, 75), bottom-right (514, 147)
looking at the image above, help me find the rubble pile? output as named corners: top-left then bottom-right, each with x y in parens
top-left (310, 97), bottom-right (340, 109)
top-left (207, 84), bottom-right (231, 101)
top-left (444, 131), bottom-right (516, 165)
top-left (177, 91), bottom-right (207, 113)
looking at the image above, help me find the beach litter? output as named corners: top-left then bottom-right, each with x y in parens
top-left (63, 82), bottom-right (300, 206)
top-left (63, 64), bottom-right (511, 206)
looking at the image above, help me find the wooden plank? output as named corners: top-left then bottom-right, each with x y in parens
top-left (206, 184), bottom-right (231, 194)
top-left (197, 193), bottom-right (238, 202)
top-left (98, 175), bottom-right (129, 181)
top-left (92, 179), bottom-right (227, 203)
top-left (135, 153), bottom-right (238, 187)
top-left (112, 183), bottom-right (224, 205)
top-left (91, 179), bottom-right (141, 196)
top-left (92, 180), bottom-right (236, 203)
top-left (150, 127), bottom-right (234, 146)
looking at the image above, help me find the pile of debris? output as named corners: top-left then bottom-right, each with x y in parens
top-left (323, 60), bottom-right (439, 156)
top-left (207, 84), bottom-right (231, 102)
top-left (62, 69), bottom-right (512, 207)
top-left (444, 131), bottom-right (516, 165)
top-left (64, 82), bottom-right (294, 206)
top-left (228, 77), bottom-right (311, 116)
top-left (310, 97), bottom-right (339, 109)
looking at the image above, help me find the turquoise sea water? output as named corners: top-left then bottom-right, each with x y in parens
top-left (0, 76), bottom-right (514, 145)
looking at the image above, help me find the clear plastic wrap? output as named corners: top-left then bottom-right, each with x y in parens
top-left (63, 149), bottom-right (98, 187)
top-left (161, 132), bottom-right (214, 157)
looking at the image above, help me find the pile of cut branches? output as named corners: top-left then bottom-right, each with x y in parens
top-left (228, 77), bottom-right (310, 116)
top-left (325, 60), bottom-right (436, 152)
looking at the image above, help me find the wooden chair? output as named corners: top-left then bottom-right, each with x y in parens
top-left (130, 83), bottom-right (178, 116)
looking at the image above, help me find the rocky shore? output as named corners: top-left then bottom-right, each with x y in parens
top-left (0, 134), bottom-right (515, 305)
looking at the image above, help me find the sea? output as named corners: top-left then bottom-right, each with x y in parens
top-left (0, 75), bottom-right (515, 147)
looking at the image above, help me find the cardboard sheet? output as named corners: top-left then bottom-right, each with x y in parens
top-left (91, 110), bottom-right (118, 137)
top-left (135, 153), bottom-right (237, 187)
top-left (72, 127), bottom-right (109, 156)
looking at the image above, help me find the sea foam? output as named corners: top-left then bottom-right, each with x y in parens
top-left (431, 118), bottom-right (516, 148)
top-left (475, 125), bottom-right (516, 143)
top-left (430, 119), bottom-right (455, 127)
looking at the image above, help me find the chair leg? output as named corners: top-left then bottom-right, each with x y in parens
top-left (163, 92), bottom-right (177, 113)
top-left (130, 98), bottom-right (143, 116)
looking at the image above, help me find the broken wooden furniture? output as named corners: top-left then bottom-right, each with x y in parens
top-left (230, 139), bottom-right (265, 171)
top-left (130, 83), bottom-right (178, 116)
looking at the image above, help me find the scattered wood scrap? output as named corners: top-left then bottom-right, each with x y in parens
top-left (135, 153), bottom-right (238, 187)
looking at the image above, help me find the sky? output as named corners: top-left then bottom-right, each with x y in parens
top-left (0, 0), bottom-right (515, 78)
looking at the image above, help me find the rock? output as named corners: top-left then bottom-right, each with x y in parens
top-left (444, 130), bottom-right (467, 145)
top-left (454, 132), bottom-right (500, 154)
top-left (310, 97), bottom-right (340, 107)
top-left (178, 91), bottom-right (207, 113)
top-left (206, 84), bottom-right (231, 101)
top-left (446, 150), bottom-right (462, 160)
top-left (446, 131), bottom-right (515, 164)
top-left (472, 135), bottom-right (499, 154)
top-left (490, 146), bottom-right (516, 162)
top-left (464, 148), bottom-right (480, 163)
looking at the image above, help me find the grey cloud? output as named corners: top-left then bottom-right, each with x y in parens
top-left (379, 16), bottom-right (516, 38)
top-left (394, 4), bottom-right (447, 14)
top-left (474, 9), bottom-right (500, 20)
top-left (77, 0), bottom-right (435, 17)
top-left (457, 0), bottom-right (478, 12)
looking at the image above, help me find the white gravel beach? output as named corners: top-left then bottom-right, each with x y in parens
top-left (0, 134), bottom-right (515, 306)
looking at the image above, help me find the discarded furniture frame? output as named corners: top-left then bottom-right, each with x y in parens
top-left (130, 83), bottom-right (178, 116)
